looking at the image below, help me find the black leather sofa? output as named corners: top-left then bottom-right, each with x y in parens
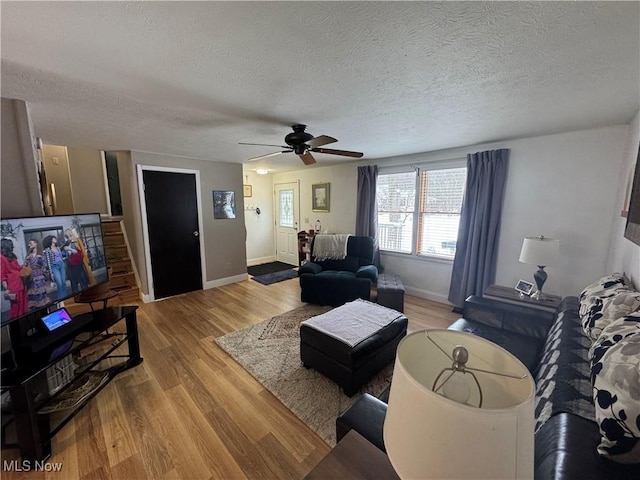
top-left (336, 295), bottom-right (640, 479)
top-left (298, 235), bottom-right (378, 306)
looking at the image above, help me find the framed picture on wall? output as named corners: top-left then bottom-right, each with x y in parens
top-left (624, 146), bottom-right (640, 246)
top-left (243, 184), bottom-right (252, 197)
top-left (213, 190), bottom-right (236, 219)
top-left (312, 183), bottom-right (330, 212)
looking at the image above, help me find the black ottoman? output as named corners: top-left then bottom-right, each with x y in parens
top-left (377, 273), bottom-right (405, 313)
top-left (300, 303), bottom-right (408, 396)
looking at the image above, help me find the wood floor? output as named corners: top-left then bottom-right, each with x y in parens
top-left (1, 276), bottom-right (458, 479)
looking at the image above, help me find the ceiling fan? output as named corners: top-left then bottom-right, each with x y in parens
top-left (239, 124), bottom-right (364, 165)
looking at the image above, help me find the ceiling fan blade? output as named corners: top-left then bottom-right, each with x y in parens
top-left (248, 151), bottom-right (288, 162)
top-left (311, 147), bottom-right (363, 158)
top-left (299, 151), bottom-right (317, 165)
top-left (307, 135), bottom-right (337, 148)
top-left (239, 142), bottom-right (289, 148)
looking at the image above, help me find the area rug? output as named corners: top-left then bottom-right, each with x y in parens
top-left (251, 269), bottom-right (299, 285)
top-left (247, 261), bottom-right (294, 277)
top-left (215, 304), bottom-right (393, 446)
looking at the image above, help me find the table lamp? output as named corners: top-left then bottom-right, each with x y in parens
top-left (383, 329), bottom-right (535, 479)
top-left (519, 235), bottom-right (560, 299)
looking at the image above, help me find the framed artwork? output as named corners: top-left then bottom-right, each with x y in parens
top-left (515, 279), bottom-right (534, 296)
top-left (312, 183), bottom-right (330, 212)
top-left (624, 146), bottom-right (640, 246)
top-left (213, 190), bottom-right (236, 219)
top-left (243, 184), bottom-right (252, 197)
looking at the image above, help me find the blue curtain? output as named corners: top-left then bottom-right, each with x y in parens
top-left (356, 165), bottom-right (381, 268)
top-left (448, 149), bottom-right (509, 308)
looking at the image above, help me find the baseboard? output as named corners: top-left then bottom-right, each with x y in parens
top-left (140, 274), bottom-right (248, 302)
top-left (204, 273), bottom-right (249, 290)
top-left (404, 286), bottom-right (452, 306)
top-left (247, 255), bottom-right (277, 267)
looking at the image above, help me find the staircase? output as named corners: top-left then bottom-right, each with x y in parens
top-left (101, 219), bottom-right (140, 303)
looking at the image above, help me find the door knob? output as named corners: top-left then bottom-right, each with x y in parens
top-left (193, 231), bottom-right (199, 237)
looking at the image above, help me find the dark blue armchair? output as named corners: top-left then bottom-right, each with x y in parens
top-left (298, 235), bottom-right (378, 306)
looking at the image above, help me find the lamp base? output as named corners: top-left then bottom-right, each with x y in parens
top-left (532, 266), bottom-right (548, 301)
top-left (530, 290), bottom-right (546, 300)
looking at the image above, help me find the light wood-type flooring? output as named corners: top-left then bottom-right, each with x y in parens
top-left (1, 275), bottom-right (458, 479)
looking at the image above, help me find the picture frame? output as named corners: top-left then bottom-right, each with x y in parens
top-left (624, 146), bottom-right (640, 246)
top-left (213, 190), bottom-right (236, 219)
top-left (312, 182), bottom-right (330, 212)
top-left (515, 279), bottom-right (534, 296)
top-left (243, 184), bottom-right (252, 197)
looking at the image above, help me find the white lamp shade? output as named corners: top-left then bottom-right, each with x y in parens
top-left (383, 330), bottom-right (535, 479)
top-left (519, 236), bottom-right (559, 266)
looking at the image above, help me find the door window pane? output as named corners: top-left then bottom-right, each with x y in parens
top-left (279, 189), bottom-right (294, 227)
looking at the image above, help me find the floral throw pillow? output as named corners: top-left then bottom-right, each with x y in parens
top-left (581, 291), bottom-right (640, 342)
top-left (579, 273), bottom-right (632, 301)
top-left (591, 313), bottom-right (640, 464)
top-left (579, 273), bottom-right (632, 318)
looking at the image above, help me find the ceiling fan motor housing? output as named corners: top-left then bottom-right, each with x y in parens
top-left (293, 144), bottom-right (308, 155)
top-left (285, 124), bottom-right (314, 146)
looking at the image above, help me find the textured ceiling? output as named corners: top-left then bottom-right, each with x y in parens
top-left (1, 1), bottom-right (639, 173)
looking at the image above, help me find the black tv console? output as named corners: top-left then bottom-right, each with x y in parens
top-left (1, 306), bottom-right (142, 461)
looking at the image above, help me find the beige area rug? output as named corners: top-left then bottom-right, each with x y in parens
top-left (214, 304), bottom-right (393, 446)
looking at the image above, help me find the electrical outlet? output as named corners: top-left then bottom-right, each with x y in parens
top-left (304, 217), bottom-right (309, 224)
top-left (52, 157), bottom-right (59, 165)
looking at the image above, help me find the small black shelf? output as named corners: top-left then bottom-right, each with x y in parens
top-left (0, 306), bottom-right (142, 462)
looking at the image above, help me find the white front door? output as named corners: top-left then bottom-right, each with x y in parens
top-left (275, 181), bottom-right (300, 266)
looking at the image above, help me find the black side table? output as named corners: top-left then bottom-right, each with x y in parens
top-left (483, 284), bottom-right (562, 314)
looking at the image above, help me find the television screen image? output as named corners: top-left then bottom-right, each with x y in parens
top-left (0, 213), bottom-right (108, 326)
top-left (40, 307), bottom-right (73, 332)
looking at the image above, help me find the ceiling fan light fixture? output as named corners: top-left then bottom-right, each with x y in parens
top-left (240, 125), bottom-right (363, 166)
top-left (256, 168), bottom-right (269, 175)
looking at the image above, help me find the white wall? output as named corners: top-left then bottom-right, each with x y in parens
top-left (269, 125), bottom-right (632, 303)
top-left (41, 145), bottom-right (74, 214)
top-left (67, 147), bottom-right (109, 214)
top-left (607, 110), bottom-right (640, 288)
top-left (0, 98), bottom-right (42, 218)
top-left (494, 126), bottom-right (628, 298)
top-left (272, 164), bottom-right (358, 235)
top-left (243, 169), bottom-right (276, 265)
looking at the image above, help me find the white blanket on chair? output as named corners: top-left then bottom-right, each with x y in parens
top-left (313, 234), bottom-right (351, 261)
top-left (301, 299), bottom-right (403, 347)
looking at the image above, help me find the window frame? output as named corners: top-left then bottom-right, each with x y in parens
top-left (376, 158), bottom-right (466, 260)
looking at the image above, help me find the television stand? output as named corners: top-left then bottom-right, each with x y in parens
top-left (1, 306), bottom-right (142, 462)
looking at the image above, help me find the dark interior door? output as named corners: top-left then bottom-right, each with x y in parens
top-left (143, 170), bottom-right (202, 299)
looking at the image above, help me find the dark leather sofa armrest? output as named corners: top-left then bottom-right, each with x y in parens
top-left (463, 295), bottom-right (554, 340)
top-left (535, 413), bottom-right (640, 479)
top-left (298, 262), bottom-right (323, 275)
top-left (356, 265), bottom-right (378, 282)
top-left (336, 393), bottom-right (387, 452)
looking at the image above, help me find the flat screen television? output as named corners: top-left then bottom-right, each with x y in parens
top-left (0, 213), bottom-right (109, 327)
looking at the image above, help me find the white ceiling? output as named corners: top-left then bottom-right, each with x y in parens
top-left (1, 1), bottom-right (639, 173)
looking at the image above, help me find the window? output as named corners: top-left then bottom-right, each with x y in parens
top-left (377, 171), bottom-right (415, 253)
top-left (377, 165), bottom-right (467, 259)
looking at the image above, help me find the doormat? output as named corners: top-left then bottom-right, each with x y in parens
top-left (251, 269), bottom-right (298, 285)
top-left (247, 261), bottom-right (294, 277)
